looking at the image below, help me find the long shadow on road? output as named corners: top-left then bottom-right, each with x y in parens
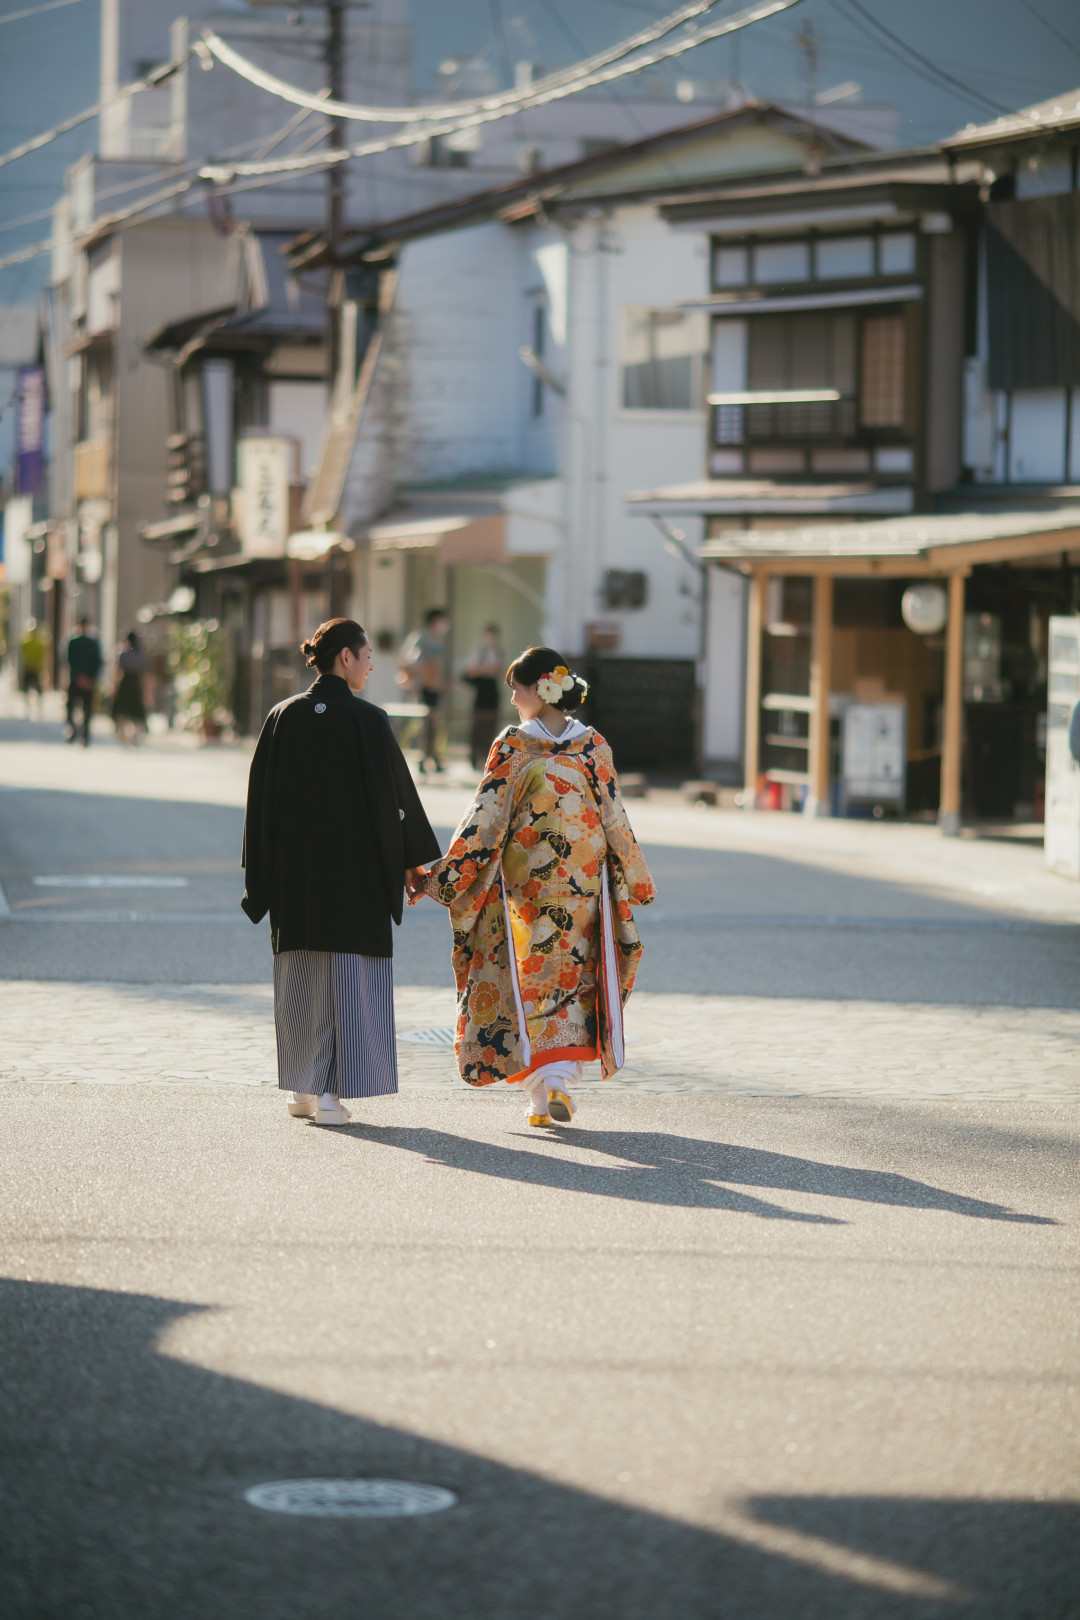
top-left (337, 1124), bottom-right (1056, 1226)
top-left (1, 1278), bottom-right (1074, 1620)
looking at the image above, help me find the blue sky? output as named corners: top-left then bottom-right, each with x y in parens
top-left (2, 0), bottom-right (1080, 306)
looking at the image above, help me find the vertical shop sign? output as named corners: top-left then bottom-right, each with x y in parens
top-left (239, 436), bottom-right (293, 557)
top-left (16, 365), bottom-right (46, 497)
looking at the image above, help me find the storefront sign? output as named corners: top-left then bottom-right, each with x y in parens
top-left (238, 436), bottom-right (293, 557)
top-left (2, 496), bottom-right (32, 583)
top-left (16, 364), bottom-right (46, 497)
top-left (842, 702), bottom-right (906, 807)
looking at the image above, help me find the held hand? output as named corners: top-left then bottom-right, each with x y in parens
top-left (405, 865), bottom-right (429, 904)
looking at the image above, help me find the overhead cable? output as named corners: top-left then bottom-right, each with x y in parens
top-left (0, 0), bottom-right (84, 24)
top-left (0, 52), bottom-right (188, 172)
top-left (201, 0), bottom-right (806, 181)
top-left (198, 0), bottom-right (734, 124)
top-left (828, 0), bottom-right (1008, 117)
top-left (0, 234), bottom-right (54, 271)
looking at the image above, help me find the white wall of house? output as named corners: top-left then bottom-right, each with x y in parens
top-left (394, 224), bottom-right (527, 483)
top-left (561, 204), bottom-right (710, 662)
top-left (382, 203), bottom-right (712, 667)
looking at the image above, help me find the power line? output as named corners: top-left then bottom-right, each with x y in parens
top-left (201, 0), bottom-right (807, 180)
top-left (0, 54), bottom-right (187, 172)
top-left (535, 0), bottom-right (651, 138)
top-left (1018, 0), bottom-right (1080, 63)
top-left (199, 0), bottom-right (734, 123)
top-left (0, 0), bottom-right (84, 25)
top-left (827, 0), bottom-right (1008, 117)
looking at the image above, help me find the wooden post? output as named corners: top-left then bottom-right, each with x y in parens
top-left (939, 569), bottom-right (967, 836)
top-left (743, 569), bottom-right (765, 801)
top-left (807, 570), bottom-right (834, 816)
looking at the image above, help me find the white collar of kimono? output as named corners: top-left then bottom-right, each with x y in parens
top-left (518, 715), bottom-right (588, 743)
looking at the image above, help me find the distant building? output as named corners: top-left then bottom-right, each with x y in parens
top-left (43, 2), bottom-right (894, 733)
top-left (278, 102), bottom-right (872, 765)
top-left (627, 87), bottom-right (1080, 828)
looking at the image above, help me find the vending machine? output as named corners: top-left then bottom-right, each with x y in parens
top-left (1045, 616), bottom-right (1080, 879)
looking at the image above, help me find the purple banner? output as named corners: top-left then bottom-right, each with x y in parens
top-left (16, 364), bottom-right (45, 498)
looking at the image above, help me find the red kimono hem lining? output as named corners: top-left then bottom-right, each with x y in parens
top-left (512, 1043), bottom-right (598, 1083)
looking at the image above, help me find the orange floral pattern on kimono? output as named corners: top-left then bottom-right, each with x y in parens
top-left (422, 727), bottom-right (656, 1086)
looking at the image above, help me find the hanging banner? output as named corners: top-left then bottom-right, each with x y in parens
top-left (16, 364), bottom-right (46, 497)
top-left (238, 435), bottom-right (293, 557)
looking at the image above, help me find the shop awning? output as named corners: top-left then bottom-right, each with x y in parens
top-left (627, 479), bottom-right (915, 517)
top-left (679, 285), bottom-right (922, 316)
top-left (140, 510), bottom-right (205, 543)
top-left (367, 510), bottom-right (506, 565)
top-left (697, 506), bottom-right (1080, 573)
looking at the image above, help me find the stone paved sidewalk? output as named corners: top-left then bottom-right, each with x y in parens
top-left (2, 981), bottom-right (1077, 1100)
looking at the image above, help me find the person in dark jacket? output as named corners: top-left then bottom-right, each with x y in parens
top-left (242, 617), bottom-right (442, 1125)
top-left (65, 617), bottom-right (103, 746)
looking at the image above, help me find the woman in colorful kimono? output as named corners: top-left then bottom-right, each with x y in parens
top-left (243, 618), bottom-right (441, 1124)
top-left (414, 646), bottom-right (656, 1126)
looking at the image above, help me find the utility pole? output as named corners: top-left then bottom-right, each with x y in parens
top-left (325, 1), bottom-right (346, 251)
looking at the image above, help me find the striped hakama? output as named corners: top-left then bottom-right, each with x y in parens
top-left (273, 950), bottom-right (398, 1099)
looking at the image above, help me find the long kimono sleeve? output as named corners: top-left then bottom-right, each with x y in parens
top-left (241, 715), bottom-right (276, 924)
top-left (587, 739), bottom-right (657, 906)
top-left (422, 745), bottom-right (519, 935)
top-left (382, 714), bottom-right (442, 869)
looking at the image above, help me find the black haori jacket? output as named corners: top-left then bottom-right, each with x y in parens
top-left (241, 673), bottom-right (442, 956)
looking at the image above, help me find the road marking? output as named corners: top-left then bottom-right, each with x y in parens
top-left (645, 911), bottom-right (1073, 931)
top-left (33, 875), bottom-right (190, 888)
top-left (3, 910), bottom-right (245, 923)
top-left (243, 1480), bottom-right (458, 1518)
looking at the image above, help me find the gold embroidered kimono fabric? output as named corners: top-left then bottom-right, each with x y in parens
top-left (424, 727), bottom-right (656, 1087)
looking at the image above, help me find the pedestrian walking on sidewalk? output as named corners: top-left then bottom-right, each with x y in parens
top-left (19, 618), bottom-right (48, 720)
top-left (242, 617), bottom-right (441, 1125)
top-left (398, 606), bottom-right (450, 774)
top-left (412, 646), bottom-right (656, 1127)
top-left (462, 621), bottom-right (505, 770)
top-left (65, 616), bottom-right (102, 745)
top-left (111, 630), bottom-right (149, 745)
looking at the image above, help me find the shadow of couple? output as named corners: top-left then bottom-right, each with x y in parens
top-left (330, 1121), bottom-right (1055, 1227)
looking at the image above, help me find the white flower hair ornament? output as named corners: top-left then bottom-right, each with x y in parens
top-left (536, 665), bottom-right (587, 704)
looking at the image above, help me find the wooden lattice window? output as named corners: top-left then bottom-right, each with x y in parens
top-left (859, 315), bottom-right (905, 428)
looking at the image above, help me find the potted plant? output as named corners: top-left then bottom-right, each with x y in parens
top-left (168, 618), bottom-right (233, 742)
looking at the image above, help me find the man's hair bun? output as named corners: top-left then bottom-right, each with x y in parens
top-left (302, 618), bottom-right (368, 673)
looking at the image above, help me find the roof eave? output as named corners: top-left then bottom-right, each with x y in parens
top-left (285, 100), bottom-right (874, 271)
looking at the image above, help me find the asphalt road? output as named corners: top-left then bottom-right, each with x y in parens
top-left (0, 721), bottom-right (1077, 1619)
top-left (0, 721), bottom-right (1077, 1006)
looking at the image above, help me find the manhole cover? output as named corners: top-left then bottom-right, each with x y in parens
top-left (397, 1027), bottom-right (455, 1047)
top-left (243, 1479), bottom-right (458, 1518)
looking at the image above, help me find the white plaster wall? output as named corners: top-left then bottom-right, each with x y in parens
top-left (395, 224), bottom-right (526, 483)
top-left (561, 205), bottom-right (711, 661)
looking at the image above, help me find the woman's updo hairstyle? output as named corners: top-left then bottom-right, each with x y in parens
top-left (506, 646), bottom-right (589, 712)
top-left (302, 617), bottom-right (368, 674)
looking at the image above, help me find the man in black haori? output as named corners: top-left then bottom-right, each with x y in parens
top-left (242, 618), bottom-right (441, 1124)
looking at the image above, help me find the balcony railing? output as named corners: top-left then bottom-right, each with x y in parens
top-left (714, 398), bottom-right (859, 445)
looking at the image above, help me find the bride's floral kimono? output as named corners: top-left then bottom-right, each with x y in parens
top-left (422, 726), bottom-right (656, 1086)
